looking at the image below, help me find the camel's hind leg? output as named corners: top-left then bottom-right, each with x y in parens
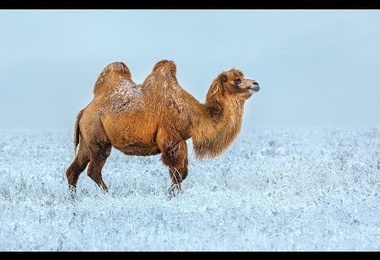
top-left (66, 138), bottom-right (90, 198)
top-left (87, 142), bottom-right (112, 192)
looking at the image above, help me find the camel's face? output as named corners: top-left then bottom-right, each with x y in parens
top-left (220, 69), bottom-right (260, 99)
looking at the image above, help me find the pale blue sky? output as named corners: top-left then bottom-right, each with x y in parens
top-left (1, 10), bottom-right (380, 129)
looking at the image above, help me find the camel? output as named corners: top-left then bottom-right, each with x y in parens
top-left (65, 59), bottom-right (260, 198)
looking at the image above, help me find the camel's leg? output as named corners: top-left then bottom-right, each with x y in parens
top-left (87, 142), bottom-right (112, 192)
top-left (157, 130), bottom-right (188, 196)
top-left (167, 158), bottom-right (188, 196)
top-left (168, 144), bottom-right (188, 193)
top-left (66, 138), bottom-right (90, 198)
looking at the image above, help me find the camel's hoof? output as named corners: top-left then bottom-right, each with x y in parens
top-left (68, 186), bottom-right (77, 200)
top-left (167, 184), bottom-right (182, 198)
top-left (69, 193), bottom-right (76, 201)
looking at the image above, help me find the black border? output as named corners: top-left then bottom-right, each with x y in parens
top-left (1, 1), bottom-right (379, 10)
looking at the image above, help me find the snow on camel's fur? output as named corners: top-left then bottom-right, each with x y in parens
top-left (65, 59), bottom-right (260, 197)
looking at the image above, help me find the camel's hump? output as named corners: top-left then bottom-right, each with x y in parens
top-left (152, 59), bottom-right (177, 77)
top-left (93, 61), bottom-right (133, 96)
top-left (101, 62), bottom-right (131, 77)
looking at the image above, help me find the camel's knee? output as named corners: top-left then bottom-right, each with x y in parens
top-left (67, 157), bottom-right (88, 174)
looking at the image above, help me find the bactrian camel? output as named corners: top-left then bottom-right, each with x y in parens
top-left (65, 59), bottom-right (260, 197)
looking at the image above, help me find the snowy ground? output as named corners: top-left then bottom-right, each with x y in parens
top-left (0, 126), bottom-right (379, 251)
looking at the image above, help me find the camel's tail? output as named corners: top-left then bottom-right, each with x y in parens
top-left (73, 109), bottom-right (84, 156)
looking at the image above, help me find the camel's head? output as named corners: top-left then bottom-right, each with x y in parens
top-left (216, 68), bottom-right (260, 100)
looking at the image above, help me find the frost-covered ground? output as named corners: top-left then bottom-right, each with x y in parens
top-left (0, 127), bottom-right (379, 251)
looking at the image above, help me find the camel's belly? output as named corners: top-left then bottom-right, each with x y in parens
top-left (114, 142), bottom-right (160, 156)
top-left (102, 113), bottom-right (160, 156)
top-left (110, 132), bottom-right (160, 156)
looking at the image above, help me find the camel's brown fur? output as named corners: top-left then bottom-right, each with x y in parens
top-left (66, 59), bottom-right (260, 197)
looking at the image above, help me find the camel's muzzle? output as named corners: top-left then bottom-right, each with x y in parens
top-left (250, 81), bottom-right (260, 92)
top-left (252, 85), bottom-right (260, 92)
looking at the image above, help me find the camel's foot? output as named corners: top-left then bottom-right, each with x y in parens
top-left (99, 187), bottom-right (109, 197)
top-left (167, 183), bottom-right (182, 198)
top-left (68, 185), bottom-right (77, 201)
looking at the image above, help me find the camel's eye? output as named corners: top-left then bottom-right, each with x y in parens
top-left (234, 78), bottom-right (241, 85)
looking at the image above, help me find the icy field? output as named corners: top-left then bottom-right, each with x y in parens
top-left (0, 127), bottom-right (379, 251)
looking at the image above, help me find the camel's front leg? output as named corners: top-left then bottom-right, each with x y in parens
top-left (164, 140), bottom-right (188, 197)
top-left (157, 130), bottom-right (189, 196)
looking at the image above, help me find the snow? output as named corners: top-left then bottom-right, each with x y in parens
top-left (0, 127), bottom-right (379, 251)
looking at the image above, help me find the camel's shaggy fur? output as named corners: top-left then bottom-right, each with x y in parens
top-left (66, 59), bottom-right (260, 197)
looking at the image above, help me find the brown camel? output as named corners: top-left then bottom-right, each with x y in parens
top-left (65, 59), bottom-right (260, 197)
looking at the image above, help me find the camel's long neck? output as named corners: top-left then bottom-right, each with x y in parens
top-left (191, 91), bottom-right (245, 159)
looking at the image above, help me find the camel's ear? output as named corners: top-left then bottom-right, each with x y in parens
top-left (218, 73), bottom-right (228, 83)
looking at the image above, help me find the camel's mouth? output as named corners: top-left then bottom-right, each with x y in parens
top-left (250, 85), bottom-right (260, 92)
top-left (247, 83), bottom-right (260, 95)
